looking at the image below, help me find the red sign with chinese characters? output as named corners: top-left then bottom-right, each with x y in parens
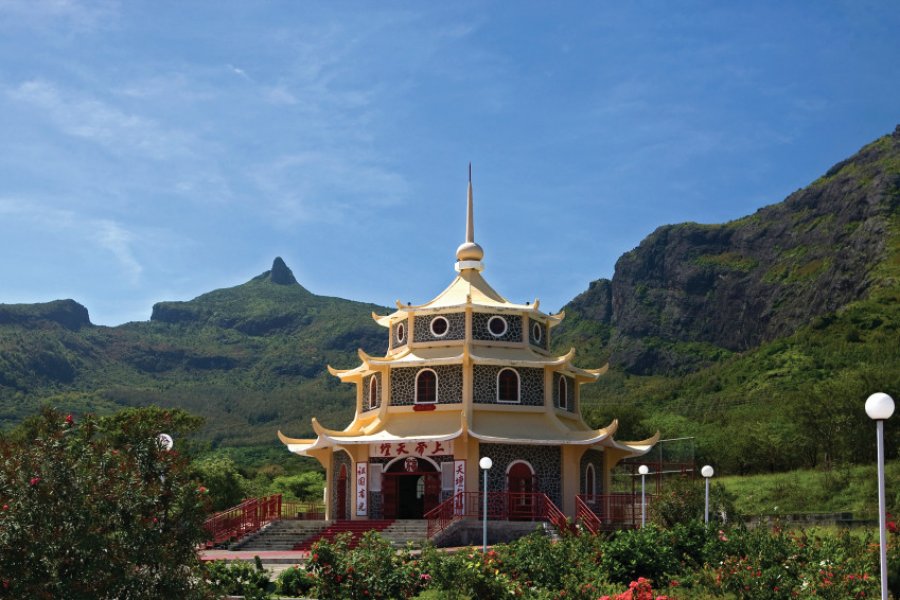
top-left (369, 440), bottom-right (453, 458)
top-left (355, 462), bottom-right (368, 516)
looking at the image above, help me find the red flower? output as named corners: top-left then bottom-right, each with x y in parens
top-left (2, 504), bottom-right (8, 511)
top-left (65, 414), bottom-right (74, 425)
top-left (29, 477), bottom-right (40, 486)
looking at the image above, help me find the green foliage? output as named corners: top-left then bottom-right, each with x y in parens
top-left (694, 251), bottom-right (759, 272)
top-left (650, 476), bottom-right (739, 528)
top-left (275, 564), bottom-right (317, 596)
top-left (203, 558), bottom-right (273, 599)
top-left (600, 526), bottom-right (679, 586)
top-left (308, 531), bottom-right (425, 599)
top-left (0, 265), bottom-right (389, 449)
top-left (270, 470), bottom-right (325, 501)
top-left (192, 455), bottom-right (249, 511)
top-left (0, 407), bottom-right (212, 599)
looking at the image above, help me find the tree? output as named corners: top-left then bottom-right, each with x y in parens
top-left (192, 455), bottom-right (248, 511)
top-left (0, 407), bottom-right (214, 599)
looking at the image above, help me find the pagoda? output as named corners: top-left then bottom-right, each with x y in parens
top-left (279, 170), bottom-right (658, 522)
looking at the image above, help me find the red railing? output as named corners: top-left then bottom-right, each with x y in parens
top-left (576, 493), bottom-right (652, 531)
top-left (575, 495), bottom-right (602, 534)
top-left (425, 491), bottom-right (568, 538)
top-left (203, 494), bottom-right (326, 547)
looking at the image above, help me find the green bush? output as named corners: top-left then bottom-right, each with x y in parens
top-left (650, 476), bottom-right (738, 528)
top-left (309, 531), bottom-right (423, 599)
top-left (276, 564), bottom-right (317, 596)
top-left (600, 526), bottom-right (678, 586)
top-left (0, 407), bottom-right (213, 599)
top-left (203, 557), bottom-right (273, 599)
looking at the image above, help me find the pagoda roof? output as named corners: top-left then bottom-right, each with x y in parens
top-left (279, 406), bottom-right (657, 460)
top-left (372, 268), bottom-right (565, 327)
top-left (327, 346), bottom-right (606, 382)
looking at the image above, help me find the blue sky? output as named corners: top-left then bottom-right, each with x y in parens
top-left (1, 1), bottom-right (898, 325)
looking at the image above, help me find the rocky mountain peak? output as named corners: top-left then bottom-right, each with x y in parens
top-left (269, 257), bottom-right (298, 285)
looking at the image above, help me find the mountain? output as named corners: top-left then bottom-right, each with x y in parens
top-left (555, 125), bottom-right (900, 472)
top-left (0, 258), bottom-right (388, 446)
top-left (556, 125), bottom-right (900, 375)
top-left (1, 127), bottom-right (898, 473)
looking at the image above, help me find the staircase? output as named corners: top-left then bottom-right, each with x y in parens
top-left (380, 519), bottom-right (429, 548)
top-left (231, 519), bottom-right (328, 551)
top-left (292, 520), bottom-right (395, 551)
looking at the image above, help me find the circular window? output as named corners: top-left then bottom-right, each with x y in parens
top-left (532, 322), bottom-right (542, 343)
top-left (487, 315), bottom-right (508, 337)
top-left (430, 316), bottom-right (449, 337)
top-left (396, 322), bottom-right (406, 344)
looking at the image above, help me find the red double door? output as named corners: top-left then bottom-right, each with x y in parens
top-left (382, 459), bottom-right (441, 519)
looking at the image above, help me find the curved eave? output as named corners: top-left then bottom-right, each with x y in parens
top-left (372, 311), bottom-right (407, 327)
top-left (319, 428), bottom-right (464, 445)
top-left (601, 431), bottom-right (661, 458)
top-left (362, 347), bottom-right (463, 367)
top-left (277, 430), bottom-right (328, 454)
top-left (468, 429), bottom-right (612, 446)
top-left (327, 363), bottom-right (368, 381)
top-left (469, 411), bottom-right (615, 446)
top-left (546, 310), bottom-right (565, 328)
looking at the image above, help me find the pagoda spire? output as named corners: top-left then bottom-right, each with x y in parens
top-left (456, 163), bottom-right (485, 271)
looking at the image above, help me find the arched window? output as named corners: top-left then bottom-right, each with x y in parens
top-left (415, 369), bottom-right (437, 404)
top-left (368, 376), bottom-right (378, 410)
top-left (558, 376), bottom-right (568, 410)
top-left (497, 368), bottom-right (520, 403)
top-left (396, 322), bottom-right (406, 344)
top-left (584, 464), bottom-right (596, 498)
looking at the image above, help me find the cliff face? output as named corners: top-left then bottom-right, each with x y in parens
top-left (561, 126), bottom-right (900, 374)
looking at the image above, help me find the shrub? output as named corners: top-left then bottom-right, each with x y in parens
top-left (0, 407), bottom-right (212, 599)
top-left (650, 476), bottom-right (738, 528)
top-left (600, 526), bottom-right (678, 586)
top-left (309, 531), bottom-right (422, 599)
top-left (276, 564), bottom-right (317, 596)
top-left (203, 558), bottom-right (273, 599)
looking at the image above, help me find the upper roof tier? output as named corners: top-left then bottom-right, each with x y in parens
top-left (373, 168), bottom-right (565, 327)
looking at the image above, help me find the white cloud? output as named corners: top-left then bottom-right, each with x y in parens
top-left (7, 79), bottom-right (195, 160)
top-left (0, 198), bottom-right (143, 283)
top-left (0, 0), bottom-right (118, 33)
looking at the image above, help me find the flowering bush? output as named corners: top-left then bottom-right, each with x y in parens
top-left (599, 577), bottom-right (670, 600)
top-left (203, 557), bottom-right (273, 599)
top-left (276, 563), bottom-right (317, 596)
top-left (308, 530), bottom-right (423, 599)
top-left (0, 407), bottom-right (213, 599)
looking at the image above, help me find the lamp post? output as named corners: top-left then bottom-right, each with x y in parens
top-left (157, 434), bottom-right (173, 484)
top-left (701, 465), bottom-right (714, 525)
top-left (638, 465), bottom-right (649, 527)
top-left (479, 456), bottom-right (493, 553)
top-left (865, 392), bottom-right (894, 600)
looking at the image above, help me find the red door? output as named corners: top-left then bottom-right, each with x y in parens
top-left (382, 474), bottom-right (398, 519)
top-left (507, 462), bottom-right (537, 520)
top-left (336, 464), bottom-right (348, 520)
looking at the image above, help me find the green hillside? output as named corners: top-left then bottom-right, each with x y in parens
top-left (1, 128), bottom-right (898, 478)
top-left (0, 258), bottom-right (385, 446)
top-left (558, 127), bottom-right (900, 473)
